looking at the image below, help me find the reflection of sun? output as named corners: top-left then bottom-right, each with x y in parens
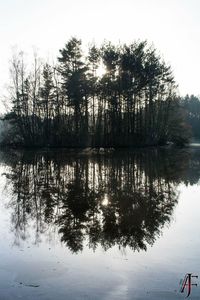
top-left (102, 194), bottom-right (109, 206)
top-left (96, 64), bottom-right (106, 77)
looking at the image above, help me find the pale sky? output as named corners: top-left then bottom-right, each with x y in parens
top-left (0, 0), bottom-right (200, 111)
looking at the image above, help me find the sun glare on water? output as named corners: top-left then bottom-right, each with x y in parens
top-left (102, 194), bottom-right (109, 206)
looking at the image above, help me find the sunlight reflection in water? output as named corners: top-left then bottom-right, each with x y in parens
top-left (0, 148), bottom-right (199, 299)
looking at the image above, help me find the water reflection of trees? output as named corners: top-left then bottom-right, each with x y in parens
top-left (2, 148), bottom-right (193, 253)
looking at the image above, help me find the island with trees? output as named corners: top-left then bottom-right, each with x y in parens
top-left (1, 38), bottom-right (193, 148)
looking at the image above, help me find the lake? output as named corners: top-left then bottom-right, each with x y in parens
top-left (0, 147), bottom-right (199, 299)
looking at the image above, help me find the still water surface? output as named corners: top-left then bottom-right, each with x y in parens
top-left (0, 148), bottom-right (199, 299)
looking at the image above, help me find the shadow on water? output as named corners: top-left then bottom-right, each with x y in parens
top-left (0, 147), bottom-right (199, 253)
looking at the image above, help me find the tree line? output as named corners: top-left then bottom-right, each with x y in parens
top-left (3, 38), bottom-right (190, 147)
top-left (181, 94), bottom-right (200, 140)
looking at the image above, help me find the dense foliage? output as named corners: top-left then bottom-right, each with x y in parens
top-left (4, 38), bottom-right (190, 147)
top-left (181, 95), bottom-right (200, 140)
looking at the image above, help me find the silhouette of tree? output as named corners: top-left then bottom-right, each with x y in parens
top-left (3, 39), bottom-right (190, 147)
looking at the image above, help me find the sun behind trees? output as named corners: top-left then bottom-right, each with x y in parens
top-left (3, 38), bottom-right (190, 147)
